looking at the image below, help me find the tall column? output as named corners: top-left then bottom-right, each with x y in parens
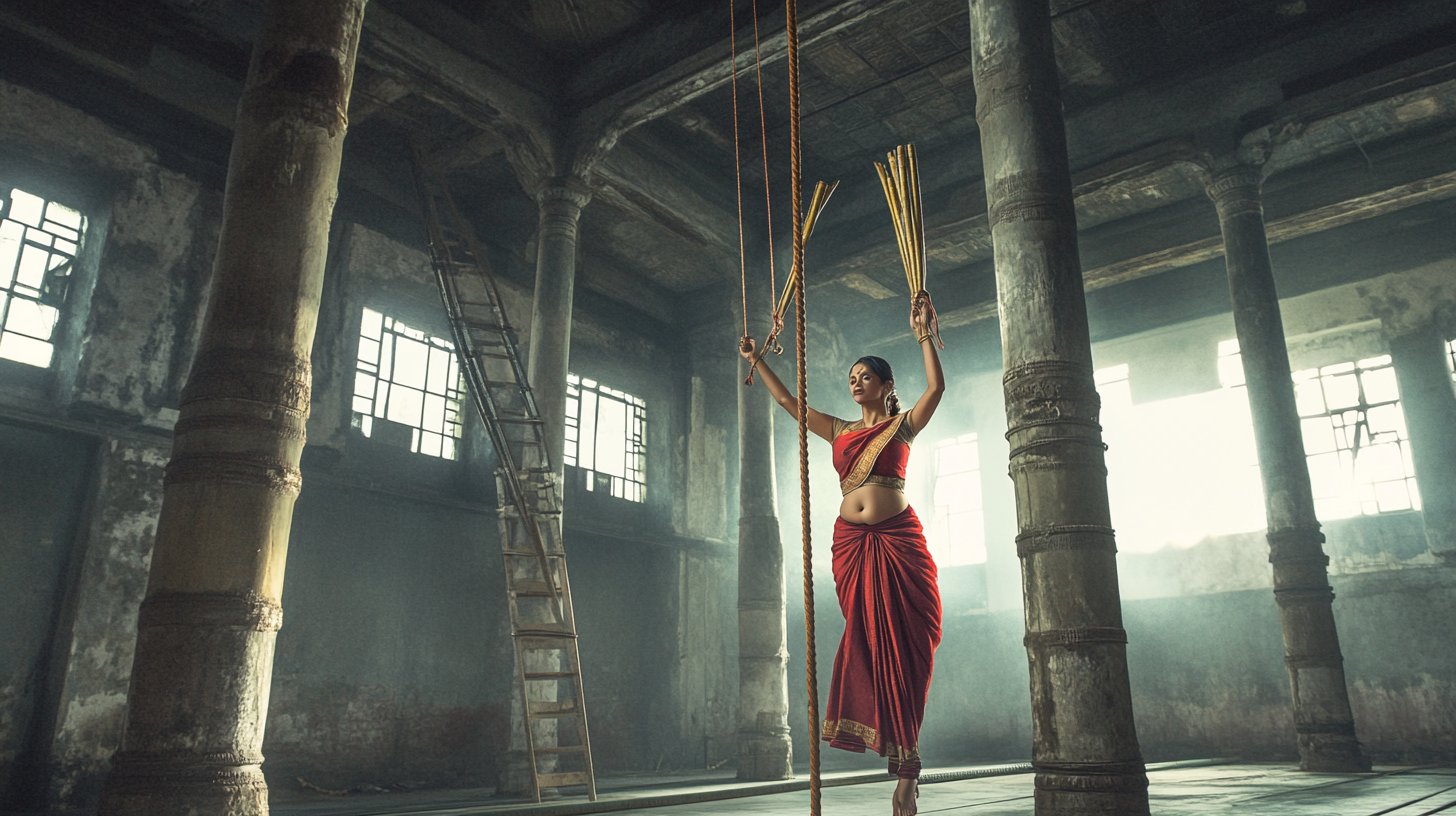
top-left (97, 2), bottom-right (366, 814)
top-left (736, 274), bottom-right (792, 780)
top-left (969, 1), bottom-right (1150, 813)
top-left (526, 178), bottom-right (592, 477)
top-left (1206, 165), bottom-right (1370, 772)
top-left (1386, 326), bottom-right (1456, 559)
top-left (498, 175), bottom-right (592, 796)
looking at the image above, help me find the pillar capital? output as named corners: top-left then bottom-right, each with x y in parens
top-left (1204, 164), bottom-right (1264, 218)
top-left (535, 175), bottom-right (593, 211)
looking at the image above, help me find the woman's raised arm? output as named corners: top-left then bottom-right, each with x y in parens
top-left (906, 295), bottom-right (945, 435)
top-left (740, 336), bottom-right (836, 442)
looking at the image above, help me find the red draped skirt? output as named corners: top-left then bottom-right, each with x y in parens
top-left (822, 507), bottom-right (942, 778)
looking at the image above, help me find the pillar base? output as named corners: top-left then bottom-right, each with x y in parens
top-left (736, 730), bottom-right (793, 781)
top-left (98, 751), bottom-right (267, 816)
top-left (1299, 734), bottom-right (1372, 773)
top-left (1032, 762), bottom-right (1149, 816)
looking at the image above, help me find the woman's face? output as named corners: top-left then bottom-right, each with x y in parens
top-left (848, 363), bottom-right (891, 407)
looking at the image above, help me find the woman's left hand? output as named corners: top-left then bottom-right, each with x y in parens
top-left (910, 292), bottom-right (931, 336)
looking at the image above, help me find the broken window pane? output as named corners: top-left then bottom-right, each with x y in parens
top-left (353, 308), bottom-right (464, 459)
top-left (1, 186), bottom-right (85, 369)
top-left (1295, 355), bottom-right (1418, 520)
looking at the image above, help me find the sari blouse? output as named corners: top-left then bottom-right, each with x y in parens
top-left (831, 414), bottom-right (916, 494)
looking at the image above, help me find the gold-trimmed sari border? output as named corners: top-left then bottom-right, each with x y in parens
top-left (839, 413), bottom-right (907, 496)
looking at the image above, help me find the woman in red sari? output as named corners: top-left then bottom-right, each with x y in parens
top-left (739, 296), bottom-right (944, 816)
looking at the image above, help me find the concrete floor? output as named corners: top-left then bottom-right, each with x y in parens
top-left (270, 761), bottom-right (1456, 816)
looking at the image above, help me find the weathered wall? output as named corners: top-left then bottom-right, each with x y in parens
top-left (0, 425), bottom-right (95, 810)
top-left (0, 77), bottom-right (220, 813)
top-left (0, 78), bottom-right (739, 810)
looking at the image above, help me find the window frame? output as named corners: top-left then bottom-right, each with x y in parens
top-left (564, 373), bottom-right (647, 503)
top-left (350, 307), bottom-right (467, 460)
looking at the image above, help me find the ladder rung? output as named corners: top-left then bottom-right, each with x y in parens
top-left (465, 321), bottom-right (513, 333)
top-left (503, 550), bottom-right (565, 558)
top-left (498, 417), bottom-right (546, 425)
top-left (516, 627), bottom-right (576, 639)
top-left (536, 772), bottom-right (592, 788)
top-left (528, 700), bottom-right (579, 717)
top-left (511, 580), bottom-right (558, 597)
top-left (523, 671), bottom-right (579, 679)
top-left (533, 745), bottom-right (588, 755)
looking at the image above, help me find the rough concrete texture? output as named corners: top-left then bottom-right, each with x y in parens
top-left (0, 425), bottom-right (95, 812)
top-left (72, 171), bottom-right (220, 421)
top-left (45, 439), bottom-right (169, 811)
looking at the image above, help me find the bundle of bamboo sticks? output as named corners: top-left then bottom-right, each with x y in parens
top-left (874, 144), bottom-right (926, 298)
top-left (773, 179), bottom-right (840, 320)
top-left (745, 179), bottom-right (838, 384)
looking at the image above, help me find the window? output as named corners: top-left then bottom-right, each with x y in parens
top-left (352, 308), bottom-right (465, 459)
top-left (1293, 355), bottom-right (1418, 519)
top-left (926, 433), bottom-right (985, 566)
top-left (0, 187), bottom-right (84, 368)
top-left (1222, 340), bottom-right (1420, 520)
top-left (565, 374), bottom-right (646, 502)
top-left (1098, 360), bottom-right (1265, 553)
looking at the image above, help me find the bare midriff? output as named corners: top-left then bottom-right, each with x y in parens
top-left (839, 483), bottom-right (909, 526)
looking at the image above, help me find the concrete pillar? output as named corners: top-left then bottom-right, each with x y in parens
top-left (968, 1), bottom-right (1150, 812)
top-left (1206, 165), bottom-right (1370, 773)
top-left (526, 177), bottom-right (592, 477)
top-left (1386, 326), bottom-right (1456, 559)
top-left (96, 2), bottom-right (366, 814)
top-left (497, 176), bottom-right (592, 796)
top-left (736, 273), bottom-right (792, 780)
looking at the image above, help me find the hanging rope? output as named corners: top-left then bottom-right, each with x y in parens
top-left (783, 0), bottom-right (819, 814)
top-left (875, 144), bottom-right (944, 348)
top-left (751, 0), bottom-right (777, 306)
top-left (744, 179), bottom-right (836, 385)
top-left (730, 0), bottom-right (747, 338)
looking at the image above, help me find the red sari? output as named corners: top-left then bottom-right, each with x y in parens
top-left (822, 416), bottom-right (942, 778)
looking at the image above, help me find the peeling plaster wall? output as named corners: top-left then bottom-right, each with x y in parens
top-left (44, 439), bottom-right (169, 810)
top-left (0, 79), bottom-right (217, 812)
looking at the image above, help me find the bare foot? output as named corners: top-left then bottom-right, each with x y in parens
top-left (892, 777), bottom-right (918, 816)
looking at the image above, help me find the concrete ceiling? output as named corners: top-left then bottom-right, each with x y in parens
top-left (1, 0), bottom-right (1454, 350)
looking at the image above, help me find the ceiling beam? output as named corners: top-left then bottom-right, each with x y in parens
top-left (884, 169), bottom-right (1456, 343)
top-left (575, 0), bottom-right (914, 156)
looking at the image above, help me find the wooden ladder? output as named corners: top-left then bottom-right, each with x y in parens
top-left (408, 138), bottom-right (597, 803)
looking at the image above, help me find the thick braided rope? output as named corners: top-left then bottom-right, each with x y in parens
top-left (784, 0), bottom-right (818, 813)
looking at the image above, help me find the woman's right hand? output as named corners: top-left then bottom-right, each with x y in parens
top-left (739, 335), bottom-right (756, 361)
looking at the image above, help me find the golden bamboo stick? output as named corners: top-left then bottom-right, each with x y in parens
top-left (876, 143), bottom-right (928, 298)
top-left (774, 180), bottom-right (839, 318)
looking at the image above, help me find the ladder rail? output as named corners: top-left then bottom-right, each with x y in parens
top-left (408, 138), bottom-right (596, 802)
top-left (408, 139), bottom-right (564, 621)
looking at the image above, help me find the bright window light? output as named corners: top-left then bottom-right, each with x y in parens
top-left (0, 187), bottom-right (84, 368)
top-left (926, 433), bottom-right (985, 566)
top-left (1098, 361), bottom-right (1265, 553)
top-left (1221, 340), bottom-right (1420, 521)
top-left (565, 374), bottom-right (646, 502)
top-left (1292, 355), bottom-right (1419, 519)
top-left (352, 308), bottom-right (465, 460)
